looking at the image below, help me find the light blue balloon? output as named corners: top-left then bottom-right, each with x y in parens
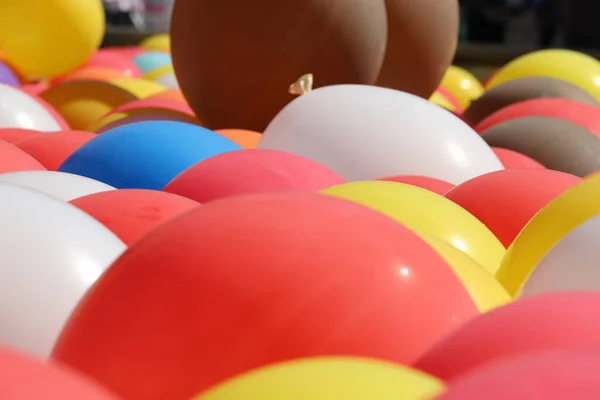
top-left (58, 121), bottom-right (241, 190)
top-left (133, 51), bottom-right (173, 73)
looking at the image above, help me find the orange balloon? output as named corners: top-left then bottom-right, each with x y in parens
top-left (216, 129), bottom-right (262, 149)
top-left (147, 89), bottom-right (188, 104)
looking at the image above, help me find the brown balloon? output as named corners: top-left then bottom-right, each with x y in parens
top-left (465, 77), bottom-right (599, 125)
top-left (480, 116), bottom-right (600, 177)
top-left (375, 0), bottom-right (459, 98)
top-left (171, 0), bottom-right (388, 132)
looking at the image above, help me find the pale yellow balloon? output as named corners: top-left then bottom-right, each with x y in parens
top-left (321, 181), bottom-right (505, 275)
top-left (111, 78), bottom-right (167, 99)
top-left (440, 66), bottom-right (484, 109)
top-left (195, 357), bottom-right (445, 400)
top-left (497, 174), bottom-right (600, 296)
top-left (429, 91), bottom-right (456, 112)
top-left (143, 65), bottom-right (175, 81)
top-left (140, 34), bottom-right (171, 52)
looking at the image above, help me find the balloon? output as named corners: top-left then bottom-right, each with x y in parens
top-left (105, 46), bottom-right (146, 60)
top-left (52, 192), bottom-right (477, 400)
top-left (164, 149), bottom-right (345, 203)
top-left (414, 292), bottom-right (600, 380)
top-left (59, 67), bottom-right (130, 84)
top-left (109, 98), bottom-right (195, 118)
top-left (0, 183), bottom-right (124, 356)
top-left (154, 72), bottom-right (179, 90)
top-left (148, 89), bottom-right (187, 104)
top-left (496, 174), bottom-right (600, 295)
top-left (90, 111), bottom-right (198, 134)
top-left (140, 34), bottom-right (170, 52)
top-left (0, 128), bottom-right (42, 144)
top-left (30, 94), bottom-right (71, 130)
top-left (375, 0), bottom-right (458, 98)
top-left (16, 130), bottom-right (95, 171)
top-left (377, 175), bottom-right (454, 195)
top-left (0, 347), bottom-right (118, 399)
top-left (440, 66), bottom-right (484, 109)
top-left (445, 170), bottom-right (582, 247)
top-left (429, 91), bottom-right (456, 112)
top-left (196, 357), bottom-right (444, 400)
top-left (259, 85), bottom-right (503, 184)
top-left (83, 50), bottom-right (141, 78)
top-left (171, 0), bottom-right (387, 131)
top-left (133, 52), bottom-right (173, 73)
top-left (437, 86), bottom-right (463, 113)
top-left (19, 82), bottom-right (48, 96)
top-left (464, 77), bottom-right (598, 125)
top-left (215, 129), bottom-right (262, 149)
top-left (111, 78), bottom-right (167, 99)
top-left (0, 0), bottom-right (105, 78)
top-left (322, 180), bottom-right (505, 274)
top-left (475, 98), bottom-right (600, 137)
top-left (0, 60), bottom-right (19, 85)
top-left (59, 121), bottom-right (241, 190)
top-left (0, 83), bottom-right (63, 131)
top-left (0, 140), bottom-right (45, 172)
top-left (143, 65), bottom-right (174, 81)
top-left (485, 49), bottom-right (600, 102)
top-left (492, 147), bottom-right (545, 170)
top-left (71, 189), bottom-right (200, 245)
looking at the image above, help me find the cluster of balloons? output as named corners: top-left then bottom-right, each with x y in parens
top-left (3, 0), bottom-right (600, 399)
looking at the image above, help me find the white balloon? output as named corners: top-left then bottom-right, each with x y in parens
top-left (154, 73), bottom-right (179, 89)
top-left (521, 214), bottom-right (600, 297)
top-left (0, 183), bottom-right (125, 357)
top-left (259, 85), bottom-right (503, 184)
top-left (0, 83), bottom-right (62, 131)
top-left (0, 171), bottom-right (116, 201)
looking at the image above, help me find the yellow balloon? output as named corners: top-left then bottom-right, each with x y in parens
top-left (195, 357), bottom-right (444, 400)
top-left (421, 235), bottom-right (512, 312)
top-left (0, 0), bottom-right (105, 78)
top-left (143, 65), bottom-right (175, 81)
top-left (321, 181), bottom-right (505, 275)
top-left (497, 174), bottom-right (600, 296)
top-left (440, 66), bottom-right (484, 109)
top-left (140, 34), bottom-right (171, 52)
top-left (429, 91), bottom-right (456, 112)
top-left (111, 78), bottom-right (167, 99)
top-left (486, 49), bottom-right (600, 103)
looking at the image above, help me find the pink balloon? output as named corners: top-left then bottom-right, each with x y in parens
top-left (493, 147), bottom-right (545, 170)
top-left (378, 175), bottom-right (455, 195)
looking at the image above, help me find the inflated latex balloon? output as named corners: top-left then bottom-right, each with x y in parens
top-left (0, 0), bottom-right (105, 78)
top-left (110, 78), bottom-right (167, 99)
top-left (0, 183), bottom-right (125, 357)
top-left (60, 67), bottom-right (130, 84)
top-left (196, 357), bottom-right (444, 400)
top-left (497, 174), bottom-right (600, 295)
top-left (445, 170), bottom-right (582, 247)
top-left (0, 128), bottom-right (42, 144)
top-left (133, 52), bottom-right (172, 73)
top-left (0, 140), bottom-right (46, 172)
top-left (83, 50), bottom-right (141, 78)
top-left (0, 171), bottom-right (115, 201)
top-left (154, 72), bottom-right (179, 90)
top-left (492, 147), bottom-right (545, 169)
top-left (414, 292), bottom-right (600, 380)
top-left (109, 98), bottom-right (194, 118)
top-left (464, 77), bottom-right (598, 125)
top-left (0, 84), bottom-right (63, 131)
top-left (376, 0), bottom-right (458, 98)
top-left (321, 181), bottom-right (505, 274)
top-left (90, 111), bottom-right (198, 134)
top-left (481, 116), bottom-right (600, 177)
top-left (148, 89), bottom-right (187, 104)
top-left (171, 0), bottom-right (388, 131)
top-left (71, 189), bottom-right (200, 245)
top-left (0, 60), bottom-right (19, 85)
top-left (52, 192), bottom-right (477, 400)
top-left (215, 129), bottom-right (262, 149)
top-left (440, 66), bottom-right (484, 109)
top-left (59, 121), bottom-right (241, 190)
top-left (259, 85), bottom-right (503, 184)
top-left (140, 34), bottom-right (170, 52)
top-left (485, 49), bottom-right (600, 102)
top-left (16, 130), bottom-right (95, 170)
top-left (429, 91), bottom-right (456, 112)
top-left (377, 175), bottom-right (454, 195)
top-left (0, 347), bottom-right (119, 399)
top-left (164, 149), bottom-right (345, 203)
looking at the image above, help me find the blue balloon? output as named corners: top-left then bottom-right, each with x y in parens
top-left (58, 121), bottom-right (241, 190)
top-left (133, 51), bottom-right (173, 73)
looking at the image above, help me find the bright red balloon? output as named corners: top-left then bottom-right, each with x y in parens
top-left (52, 192), bottom-right (477, 400)
top-left (0, 128), bottom-right (42, 144)
top-left (0, 140), bottom-right (45, 172)
top-left (164, 149), bottom-right (345, 203)
top-left (492, 147), bottom-right (545, 170)
top-left (435, 351), bottom-right (600, 400)
top-left (0, 347), bottom-right (117, 399)
top-left (15, 130), bottom-right (95, 170)
top-left (70, 189), bottom-right (200, 245)
top-left (378, 175), bottom-right (455, 195)
top-left (444, 169), bottom-right (581, 247)
top-left (414, 292), bottom-right (600, 380)
top-left (475, 98), bottom-right (600, 137)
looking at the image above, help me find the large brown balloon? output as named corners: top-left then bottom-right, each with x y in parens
top-left (465, 77), bottom-right (599, 125)
top-left (171, 0), bottom-right (388, 131)
top-left (480, 116), bottom-right (600, 177)
top-left (375, 0), bottom-right (459, 98)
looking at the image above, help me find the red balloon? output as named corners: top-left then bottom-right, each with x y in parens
top-left (475, 98), bottom-right (600, 137)
top-left (445, 169), bottom-right (581, 247)
top-left (492, 147), bottom-right (545, 170)
top-left (414, 292), bottom-right (600, 380)
top-left (82, 50), bottom-right (141, 78)
top-left (0, 140), bottom-right (45, 172)
top-left (0, 128), bottom-right (42, 144)
top-left (164, 149), bottom-right (346, 203)
top-left (19, 82), bottom-right (49, 96)
top-left (378, 175), bottom-right (455, 195)
top-left (435, 351), bottom-right (600, 400)
top-left (15, 130), bottom-right (95, 170)
top-left (52, 192), bottom-right (477, 400)
top-left (0, 347), bottom-right (117, 399)
top-left (103, 46), bottom-right (146, 60)
top-left (70, 189), bottom-right (200, 245)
